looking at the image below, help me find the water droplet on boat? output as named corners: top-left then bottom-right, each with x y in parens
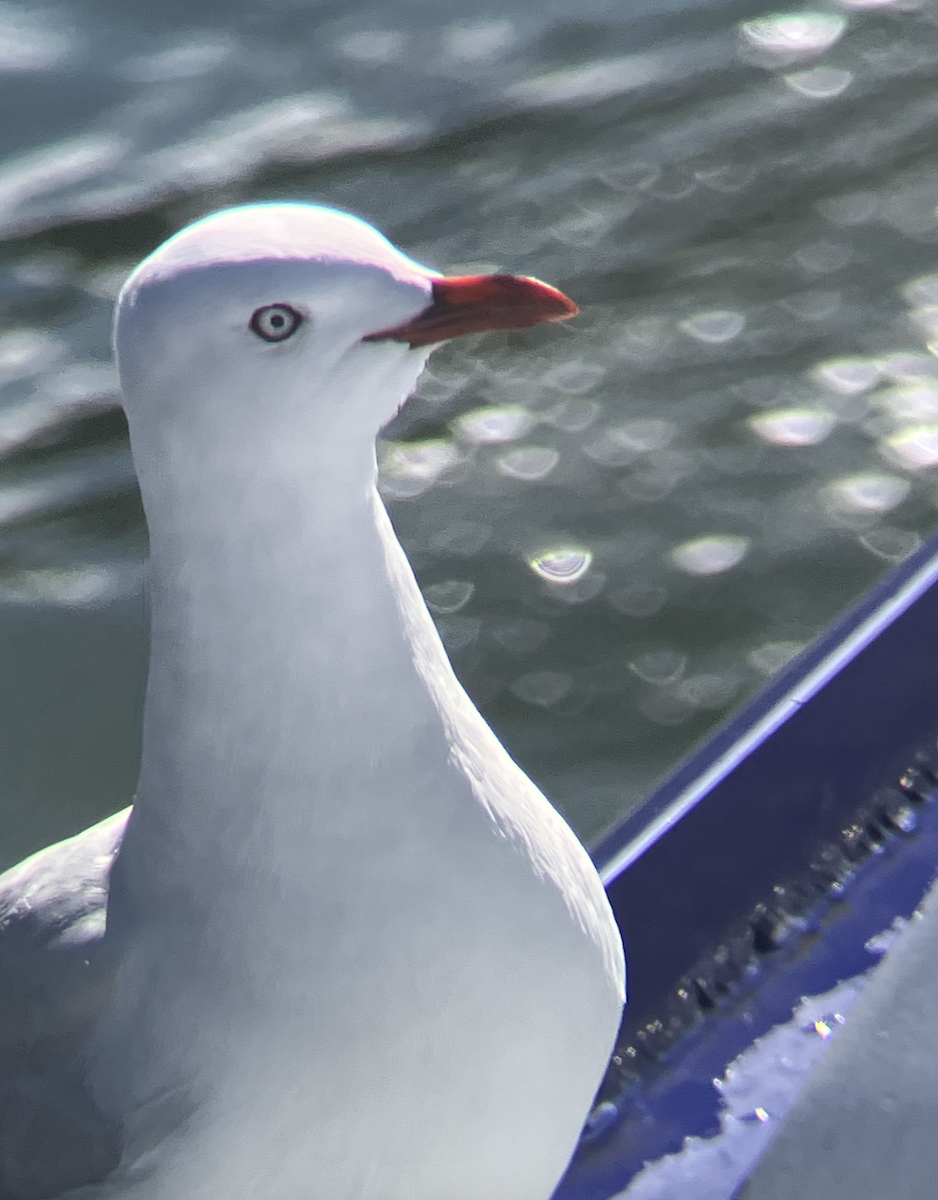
top-left (886, 804), bottom-right (918, 834)
top-left (580, 1100), bottom-right (620, 1145)
top-left (865, 919), bottom-right (908, 958)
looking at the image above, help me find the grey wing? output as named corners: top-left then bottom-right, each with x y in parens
top-left (0, 809), bottom-right (129, 1200)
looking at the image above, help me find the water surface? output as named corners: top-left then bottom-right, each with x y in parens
top-left (2, 0), bottom-right (938, 865)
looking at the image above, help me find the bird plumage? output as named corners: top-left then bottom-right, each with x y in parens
top-left (0, 204), bottom-right (623, 1200)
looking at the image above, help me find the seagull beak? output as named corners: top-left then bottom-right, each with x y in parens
top-left (364, 274), bottom-right (578, 349)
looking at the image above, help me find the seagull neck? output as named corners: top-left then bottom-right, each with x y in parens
top-left (119, 436), bottom-right (452, 911)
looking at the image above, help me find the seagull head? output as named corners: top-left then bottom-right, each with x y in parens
top-left (114, 203), bottom-right (576, 499)
top-left (115, 202), bottom-right (573, 432)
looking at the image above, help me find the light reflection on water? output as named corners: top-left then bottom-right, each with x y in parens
top-left (2, 0), bottom-right (938, 852)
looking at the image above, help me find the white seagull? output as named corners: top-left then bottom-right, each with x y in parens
top-left (0, 204), bottom-right (624, 1200)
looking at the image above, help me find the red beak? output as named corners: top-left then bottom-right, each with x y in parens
top-left (364, 273), bottom-right (578, 349)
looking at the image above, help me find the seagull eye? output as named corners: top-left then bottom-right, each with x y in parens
top-left (249, 304), bottom-right (303, 343)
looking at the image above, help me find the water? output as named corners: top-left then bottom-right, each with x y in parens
top-left (2, 0), bottom-right (938, 868)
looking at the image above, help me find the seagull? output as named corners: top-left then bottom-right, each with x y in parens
top-left (0, 204), bottom-right (625, 1200)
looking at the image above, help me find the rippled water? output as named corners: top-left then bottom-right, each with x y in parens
top-left (2, 0), bottom-right (938, 864)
